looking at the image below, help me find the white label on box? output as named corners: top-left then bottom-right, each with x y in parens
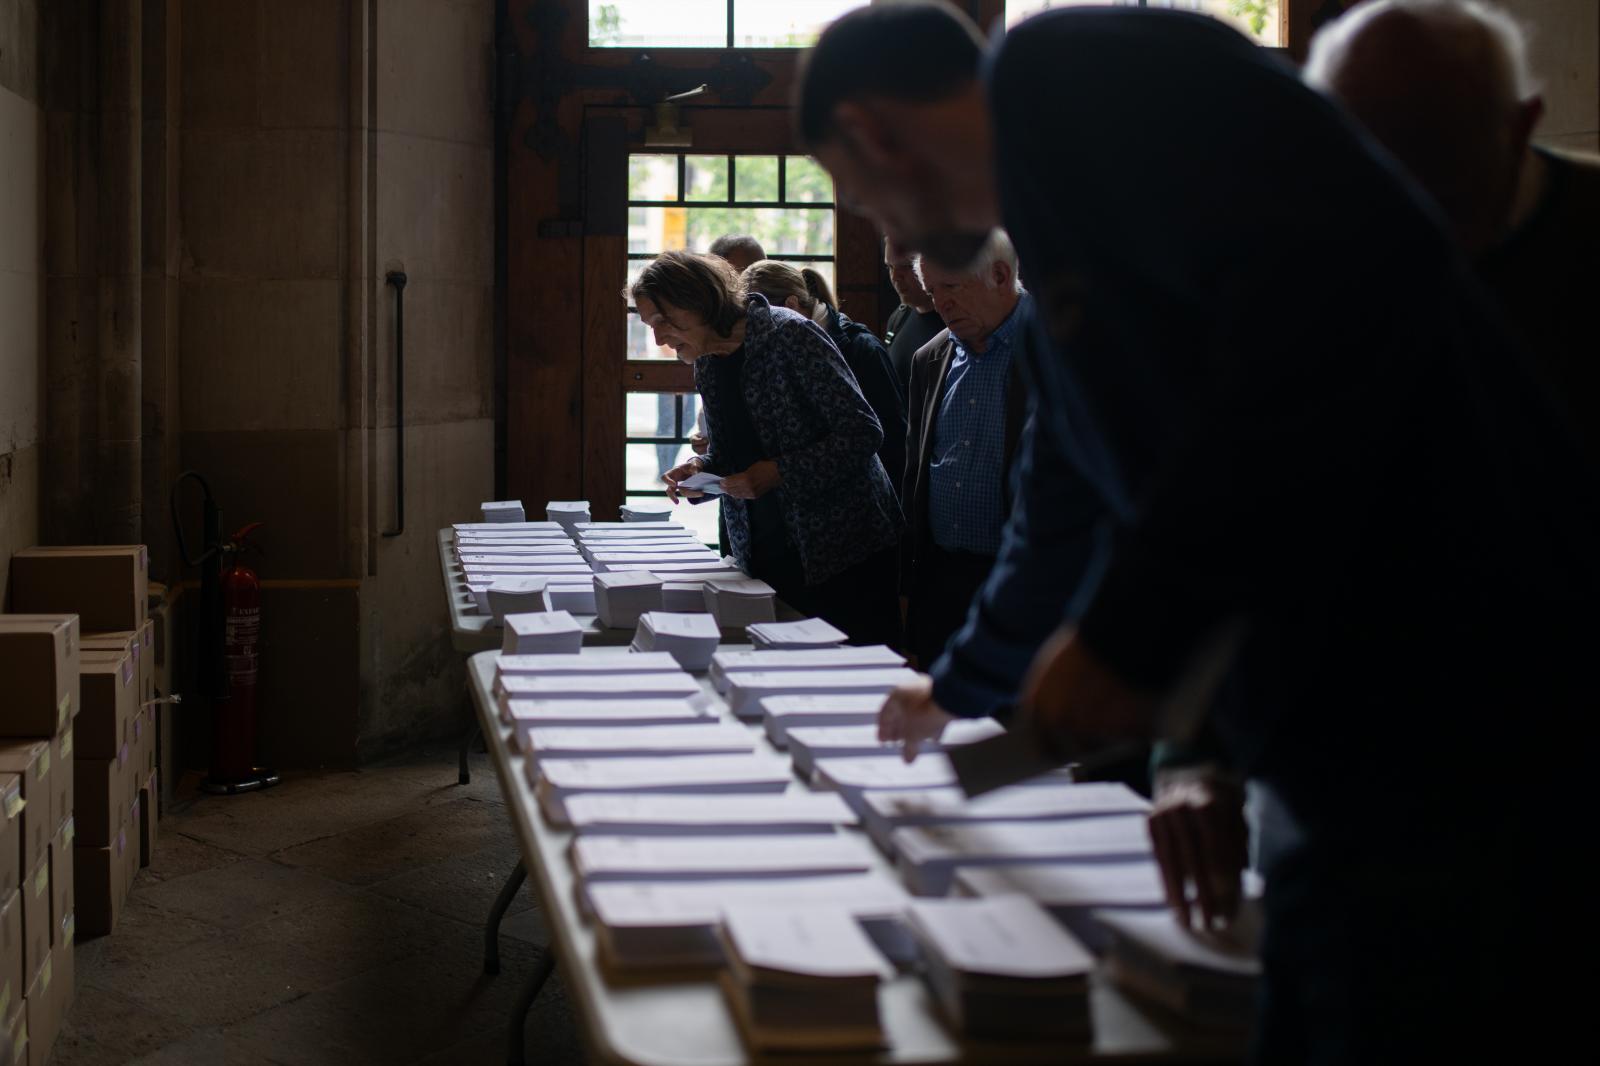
top-left (2, 781), bottom-right (21, 820)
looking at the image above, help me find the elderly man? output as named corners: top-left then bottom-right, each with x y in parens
top-left (707, 233), bottom-right (767, 273)
top-left (881, 235), bottom-right (945, 394)
top-left (901, 231), bottom-right (1030, 670)
top-left (799, 3), bottom-right (1599, 1062)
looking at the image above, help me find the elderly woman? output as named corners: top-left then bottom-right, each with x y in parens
top-left (629, 250), bottom-right (903, 646)
top-left (741, 260), bottom-right (908, 497)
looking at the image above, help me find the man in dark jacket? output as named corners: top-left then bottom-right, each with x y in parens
top-left (882, 235), bottom-right (944, 396)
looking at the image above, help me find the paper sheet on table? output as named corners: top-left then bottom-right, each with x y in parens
top-left (908, 895), bottom-right (1094, 979)
top-left (724, 906), bottom-right (895, 981)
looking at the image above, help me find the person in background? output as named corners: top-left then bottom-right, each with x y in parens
top-left (632, 251), bottom-right (903, 645)
top-left (708, 233), bottom-right (768, 273)
top-left (900, 232), bottom-right (1031, 670)
top-left (742, 259), bottom-right (908, 498)
top-left (882, 235), bottom-right (945, 395)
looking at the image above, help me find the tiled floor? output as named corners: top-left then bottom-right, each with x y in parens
top-left (52, 752), bottom-right (587, 1065)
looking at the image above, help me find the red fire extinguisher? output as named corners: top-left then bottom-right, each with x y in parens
top-left (208, 523), bottom-right (278, 792)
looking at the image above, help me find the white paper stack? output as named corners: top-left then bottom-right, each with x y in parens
top-left (547, 500), bottom-right (592, 531)
top-left (787, 718), bottom-right (1006, 779)
top-left (761, 693), bottom-right (892, 746)
top-left (710, 646), bottom-right (907, 695)
top-left (631, 612), bottom-right (721, 670)
top-left (661, 582), bottom-right (713, 612)
top-left (575, 521), bottom-right (685, 532)
top-left (454, 520), bottom-right (564, 535)
top-left (588, 874), bottom-right (907, 971)
top-left (523, 722), bottom-right (755, 763)
top-left (497, 651), bottom-right (680, 678)
top-left (487, 577), bottom-right (549, 623)
top-left (565, 792), bottom-right (855, 836)
top-left (594, 570), bottom-right (664, 628)
top-left (572, 833), bottom-right (876, 884)
top-left (545, 583), bottom-right (598, 614)
top-left (703, 577), bottom-right (778, 627)
top-left (719, 906), bottom-right (893, 1052)
top-left (621, 503), bottom-right (674, 522)
top-left (463, 562), bottom-right (593, 579)
top-left (1096, 908), bottom-right (1261, 1030)
top-left (812, 754), bottom-right (964, 815)
top-left (859, 781), bottom-right (1152, 853)
top-left (459, 544), bottom-right (580, 558)
top-left (955, 861), bottom-right (1169, 952)
top-left (892, 815), bottom-right (1155, 895)
top-left (496, 671), bottom-right (699, 705)
top-left (745, 617), bottom-right (848, 649)
top-left (609, 560), bottom-right (735, 575)
top-left (467, 583), bottom-right (492, 614)
top-left (907, 896), bottom-right (1095, 1041)
top-left (725, 668), bottom-right (919, 720)
top-left (500, 610), bottom-right (583, 656)
top-left (481, 499), bottom-right (526, 523)
top-left (533, 754), bottom-right (793, 824)
top-left (504, 699), bottom-right (714, 746)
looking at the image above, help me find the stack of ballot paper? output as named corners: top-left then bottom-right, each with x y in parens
top-left (907, 896), bottom-right (1094, 1041)
top-left (545, 582), bottom-right (598, 614)
top-left (812, 753), bottom-right (965, 814)
top-left (892, 815), bottom-right (1154, 895)
top-left (575, 521), bottom-right (690, 534)
top-left (522, 722), bottom-right (755, 763)
top-left (725, 668), bottom-right (919, 720)
top-left (787, 718), bottom-right (1006, 779)
top-left (661, 581), bottom-right (714, 612)
top-left (746, 617), bottom-right (847, 649)
top-left (564, 792), bottom-right (854, 835)
top-left (719, 906), bottom-right (893, 1052)
top-left (955, 862), bottom-right (1170, 953)
top-left (504, 699), bottom-right (714, 749)
top-left (496, 670), bottom-right (699, 707)
top-left (621, 503), bottom-right (673, 522)
top-left (496, 651), bottom-right (680, 679)
top-left (487, 576), bottom-right (549, 622)
top-left (710, 645), bottom-right (908, 695)
top-left (571, 833), bottom-right (877, 885)
top-left (593, 570), bottom-right (664, 628)
top-left (467, 583), bottom-right (492, 613)
top-left (534, 754), bottom-right (793, 824)
top-left (1096, 908), bottom-right (1261, 1030)
top-left (703, 577), bottom-right (778, 627)
top-left (631, 612), bottom-right (722, 670)
top-left (588, 875), bottom-right (908, 972)
top-left (481, 499), bottom-right (526, 523)
top-left (858, 781), bottom-right (1152, 853)
top-left (590, 551), bottom-right (725, 573)
top-left (547, 500), bottom-right (591, 531)
top-left (761, 694), bottom-right (891, 746)
top-left (501, 610), bottom-right (583, 656)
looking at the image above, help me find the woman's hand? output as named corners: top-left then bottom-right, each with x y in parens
top-left (720, 459), bottom-right (782, 500)
top-left (877, 677), bottom-right (955, 763)
top-left (661, 457), bottom-right (705, 504)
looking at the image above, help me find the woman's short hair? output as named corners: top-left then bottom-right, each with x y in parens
top-left (742, 260), bottom-right (837, 316)
top-left (625, 251), bottom-right (746, 337)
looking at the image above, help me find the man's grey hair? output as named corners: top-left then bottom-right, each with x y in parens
top-left (708, 234), bottom-right (767, 262)
top-left (914, 228), bottom-right (1022, 292)
top-left (1305, 0), bottom-right (1537, 101)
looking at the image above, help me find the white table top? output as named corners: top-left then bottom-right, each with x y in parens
top-left (466, 648), bottom-right (1243, 1066)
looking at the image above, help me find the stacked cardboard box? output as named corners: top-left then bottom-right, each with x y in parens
top-left (0, 612), bottom-right (83, 1066)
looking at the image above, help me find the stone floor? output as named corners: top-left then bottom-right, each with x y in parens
top-left (52, 750), bottom-right (587, 1066)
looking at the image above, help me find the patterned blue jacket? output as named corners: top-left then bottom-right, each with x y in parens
top-left (696, 294), bottom-right (904, 585)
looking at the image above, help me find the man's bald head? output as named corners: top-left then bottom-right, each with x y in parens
top-left (1306, 0), bottom-right (1542, 254)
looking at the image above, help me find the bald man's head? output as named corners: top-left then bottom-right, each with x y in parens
top-left (1307, 0), bottom-right (1543, 254)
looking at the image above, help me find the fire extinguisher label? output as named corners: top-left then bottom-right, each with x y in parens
top-left (226, 606), bottom-right (261, 687)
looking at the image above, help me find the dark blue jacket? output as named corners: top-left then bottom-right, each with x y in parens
top-left (822, 304), bottom-right (908, 498)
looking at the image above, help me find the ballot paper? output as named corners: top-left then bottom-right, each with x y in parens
top-left (677, 471), bottom-right (725, 496)
top-left (458, 546), bottom-right (581, 559)
top-left (588, 875), bottom-right (907, 971)
top-left (534, 754), bottom-right (793, 824)
top-left (496, 651), bottom-right (680, 677)
top-left (761, 694), bottom-right (892, 746)
top-left (545, 583), bottom-right (598, 614)
top-left (786, 718), bottom-right (1006, 779)
top-left (522, 721), bottom-right (754, 762)
top-left (745, 617), bottom-right (848, 649)
top-left (661, 582), bottom-right (713, 612)
top-left (462, 563), bottom-right (594, 577)
top-left (487, 577), bottom-right (549, 622)
top-left (593, 570), bottom-right (664, 628)
top-left (501, 610), bottom-right (583, 656)
top-left (813, 754), bottom-right (964, 814)
top-left (859, 781), bottom-right (1150, 852)
top-left (893, 816), bottom-right (1155, 896)
top-left (547, 500), bottom-right (592, 530)
top-left (504, 698), bottom-right (713, 742)
top-left (577, 522), bottom-right (695, 534)
top-left (592, 553), bottom-right (723, 574)
top-left (609, 562), bottom-right (738, 577)
top-left (631, 612), bottom-right (722, 670)
top-left (496, 671), bottom-right (699, 703)
top-left (703, 577), bottom-right (778, 627)
top-left (454, 520), bottom-right (565, 533)
top-left (907, 895), bottom-right (1094, 1041)
top-left (467, 583), bottom-right (492, 614)
top-left (955, 861), bottom-right (1169, 953)
top-left (1096, 908), bottom-right (1261, 1030)
top-left (565, 792), bottom-right (855, 836)
top-left (583, 541), bottom-right (712, 554)
top-left (481, 499), bottom-right (526, 523)
top-left (725, 668), bottom-right (919, 720)
top-left (719, 906), bottom-right (892, 1052)
top-left (709, 646), bottom-right (908, 694)
top-left (621, 503), bottom-right (673, 522)
top-left (572, 833), bottom-right (876, 884)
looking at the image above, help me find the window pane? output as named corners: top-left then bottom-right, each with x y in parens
top-left (625, 494), bottom-right (720, 548)
top-left (1007, 0), bottom-right (1125, 28)
top-left (590, 0), bottom-right (727, 47)
top-left (684, 206), bottom-right (834, 257)
top-left (628, 155), bottom-right (679, 201)
top-left (1005, 0), bottom-right (1280, 46)
top-left (685, 156), bottom-right (729, 202)
top-left (626, 393), bottom-right (697, 439)
top-left (734, 156), bottom-right (780, 203)
top-left (784, 156), bottom-right (833, 203)
top-left (627, 439), bottom-right (703, 492)
top-left (629, 205), bottom-right (688, 255)
top-left (733, 0), bottom-right (859, 47)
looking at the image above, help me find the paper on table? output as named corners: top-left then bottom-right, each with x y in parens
top-left (504, 697), bottom-right (712, 734)
top-left (908, 895), bottom-right (1094, 979)
top-left (761, 693), bottom-right (893, 746)
top-left (594, 570), bottom-right (664, 590)
top-left (893, 816), bottom-right (1153, 872)
top-left (565, 792), bottom-right (856, 834)
top-left (862, 781), bottom-right (1150, 825)
top-left (641, 612), bottom-right (720, 639)
top-left (786, 718), bottom-right (1005, 775)
top-left (572, 833), bottom-right (876, 882)
top-left (710, 646), bottom-right (907, 692)
top-left (955, 861), bottom-right (1168, 910)
top-left (522, 722), bottom-right (755, 760)
top-left (745, 617), bottom-right (848, 648)
top-left (725, 668), bottom-right (920, 718)
top-left (723, 906), bottom-right (895, 981)
top-left (814, 753), bottom-right (960, 793)
top-left (498, 672), bottom-right (700, 700)
top-left (589, 874), bottom-right (905, 928)
top-left (497, 651), bottom-right (681, 675)
top-left (706, 577), bottom-right (776, 597)
top-left (1094, 909), bottom-right (1262, 976)
top-left (536, 753), bottom-right (792, 794)
top-left (454, 521), bottom-right (564, 532)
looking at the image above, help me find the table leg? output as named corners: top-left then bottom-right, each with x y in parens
top-left (459, 722), bottom-right (480, 785)
top-left (484, 859), bottom-right (527, 975)
top-left (506, 949), bottom-right (557, 1066)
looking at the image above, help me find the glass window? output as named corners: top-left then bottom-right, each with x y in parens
top-left (684, 156), bottom-right (729, 202)
top-left (1006, 0), bottom-right (1282, 48)
top-left (624, 395), bottom-right (720, 547)
top-left (627, 155), bottom-right (679, 202)
top-left (734, 156), bottom-right (781, 203)
top-left (591, 0), bottom-right (859, 49)
top-left (733, 0), bottom-right (861, 47)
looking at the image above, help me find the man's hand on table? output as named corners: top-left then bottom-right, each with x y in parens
top-left (878, 677), bottom-right (955, 763)
top-left (1148, 769), bottom-right (1248, 931)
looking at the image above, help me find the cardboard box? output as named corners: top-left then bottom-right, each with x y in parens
top-left (72, 743), bottom-right (129, 849)
top-left (138, 772), bottom-right (158, 867)
top-left (48, 822), bottom-right (72, 948)
top-left (46, 737), bottom-right (70, 859)
top-left (9, 546), bottom-right (149, 633)
top-left (74, 816), bottom-right (132, 938)
top-left (131, 704), bottom-right (155, 793)
top-left (75, 652), bottom-right (133, 761)
top-left (0, 618), bottom-right (79, 737)
top-left (0, 891), bottom-right (20, 1031)
top-left (0, 747), bottom-right (50, 875)
top-left (23, 954), bottom-right (57, 1066)
top-left (19, 854), bottom-right (47, 990)
top-left (52, 910), bottom-right (73, 1025)
top-left (0, 777), bottom-right (19, 900)
top-left (1, 985), bottom-right (22, 1066)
